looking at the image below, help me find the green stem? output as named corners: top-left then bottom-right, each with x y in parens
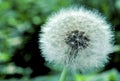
top-left (59, 67), bottom-right (68, 81)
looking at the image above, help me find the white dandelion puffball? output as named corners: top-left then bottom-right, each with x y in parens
top-left (39, 7), bottom-right (114, 73)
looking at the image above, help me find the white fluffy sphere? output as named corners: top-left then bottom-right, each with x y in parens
top-left (39, 7), bottom-right (114, 73)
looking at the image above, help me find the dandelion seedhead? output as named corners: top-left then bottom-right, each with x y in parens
top-left (39, 7), bottom-right (114, 73)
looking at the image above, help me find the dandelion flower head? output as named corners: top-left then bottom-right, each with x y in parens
top-left (39, 7), bottom-right (114, 73)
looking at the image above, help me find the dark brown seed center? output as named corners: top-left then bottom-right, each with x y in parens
top-left (65, 30), bottom-right (89, 49)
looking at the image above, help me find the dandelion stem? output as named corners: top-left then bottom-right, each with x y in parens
top-left (59, 67), bottom-right (68, 81)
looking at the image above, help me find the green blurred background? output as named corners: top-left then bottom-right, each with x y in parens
top-left (0, 0), bottom-right (120, 81)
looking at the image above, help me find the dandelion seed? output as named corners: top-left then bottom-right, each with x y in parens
top-left (39, 7), bottom-right (114, 73)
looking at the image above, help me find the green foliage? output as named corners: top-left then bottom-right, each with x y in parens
top-left (0, 52), bottom-right (11, 62)
top-left (30, 69), bottom-right (120, 81)
top-left (76, 69), bottom-right (120, 81)
top-left (0, 0), bottom-right (71, 63)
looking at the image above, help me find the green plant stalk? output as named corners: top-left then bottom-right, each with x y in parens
top-left (59, 67), bottom-right (68, 81)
